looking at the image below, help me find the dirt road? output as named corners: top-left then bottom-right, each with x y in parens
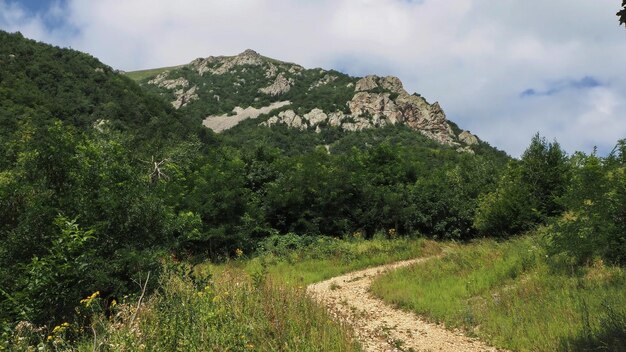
top-left (307, 258), bottom-right (504, 352)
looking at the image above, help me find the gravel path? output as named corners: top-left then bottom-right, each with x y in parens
top-left (307, 258), bottom-right (504, 352)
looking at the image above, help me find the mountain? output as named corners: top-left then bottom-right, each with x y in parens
top-left (130, 49), bottom-right (484, 154)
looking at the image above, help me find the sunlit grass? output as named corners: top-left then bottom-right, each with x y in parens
top-left (124, 66), bottom-right (180, 82)
top-left (371, 235), bottom-right (626, 351)
top-left (69, 264), bottom-right (359, 351)
top-left (246, 236), bottom-right (442, 286)
top-left (57, 236), bottom-right (437, 351)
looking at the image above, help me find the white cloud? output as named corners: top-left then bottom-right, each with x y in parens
top-left (1, 0), bottom-right (625, 156)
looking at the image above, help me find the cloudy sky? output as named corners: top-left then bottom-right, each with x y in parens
top-left (2, 0), bottom-right (625, 156)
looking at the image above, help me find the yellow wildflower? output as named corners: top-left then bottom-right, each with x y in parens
top-left (235, 248), bottom-right (244, 258)
top-left (80, 291), bottom-right (101, 307)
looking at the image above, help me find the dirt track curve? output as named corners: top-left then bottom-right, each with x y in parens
top-left (307, 257), bottom-right (505, 352)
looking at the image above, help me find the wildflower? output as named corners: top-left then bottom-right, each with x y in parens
top-left (80, 291), bottom-right (101, 307)
top-left (110, 299), bottom-right (117, 307)
top-left (235, 248), bottom-right (244, 258)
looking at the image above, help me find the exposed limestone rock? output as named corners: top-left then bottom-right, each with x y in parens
top-left (459, 131), bottom-right (479, 145)
top-left (304, 108), bottom-right (328, 126)
top-left (262, 110), bottom-right (307, 130)
top-left (148, 73), bottom-right (189, 90)
top-left (192, 49), bottom-right (264, 76)
top-left (204, 101), bottom-right (291, 132)
top-left (309, 74), bottom-right (338, 90)
top-left (457, 146), bottom-right (476, 154)
top-left (265, 63), bottom-right (278, 78)
top-left (349, 92), bottom-right (402, 125)
top-left (328, 112), bottom-right (345, 127)
top-left (350, 75), bottom-right (460, 146)
top-left (259, 73), bottom-right (294, 96)
top-left (288, 65), bottom-right (305, 75)
top-left (147, 73), bottom-right (197, 109)
top-left (355, 75), bottom-right (404, 94)
top-left (355, 76), bottom-right (379, 92)
top-left (172, 85), bottom-right (198, 109)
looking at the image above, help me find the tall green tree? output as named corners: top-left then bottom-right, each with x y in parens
top-left (474, 134), bottom-right (570, 236)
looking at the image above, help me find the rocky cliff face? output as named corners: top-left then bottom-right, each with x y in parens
top-left (262, 74), bottom-right (479, 152)
top-left (136, 50), bottom-right (480, 152)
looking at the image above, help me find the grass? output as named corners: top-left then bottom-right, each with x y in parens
top-left (70, 265), bottom-right (360, 352)
top-left (123, 66), bottom-right (181, 82)
top-left (371, 234), bottom-right (626, 351)
top-left (244, 235), bottom-right (442, 287)
top-left (7, 236), bottom-right (438, 351)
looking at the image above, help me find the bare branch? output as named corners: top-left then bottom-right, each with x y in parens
top-left (130, 271), bottom-right (151, 325)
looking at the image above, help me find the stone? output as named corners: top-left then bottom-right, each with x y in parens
top-left (259, 73), bottom-right (294, 96)
top-left (459, 131), bottom-right (479, 145)
top-left (309, 74), bottom-right (338, 90)
top-left (171, 85), bottom-right (198, 109)
top-left (304, 108), bottom-right (328, 126)
top-left (349, 92), bottom-right (402, 125)
top-left (354, 75), bottom-right (404, 94)
top-left (192, 49), bottom-right (264, 76)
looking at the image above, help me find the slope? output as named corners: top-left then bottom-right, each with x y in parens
top-left (129, 49), bottom-right (504, 157)
top-left (0, 30), bottom-right (202, 150)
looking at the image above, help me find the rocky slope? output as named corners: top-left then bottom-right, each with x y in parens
top-left (133, 49), bottom-right (480, 152)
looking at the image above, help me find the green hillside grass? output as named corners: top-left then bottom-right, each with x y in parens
top-left (124, 66), bottom-right (180, 81)
top-left (371, 234), bottom-right (626, 351)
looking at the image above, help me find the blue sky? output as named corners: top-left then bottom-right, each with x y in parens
top-left (1, 0), bottom-right (625, 157)
top-left (8, 0), bottom-right (51, 13)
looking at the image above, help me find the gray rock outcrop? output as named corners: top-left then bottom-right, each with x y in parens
top-left (259, 74), bottom-right (466, 150)
top-left (259, 73), bottom-right (294, 96)
top-left (148, 73), bottom-right (198, 109)
top-left (459, 131), bottom-right (479, 145)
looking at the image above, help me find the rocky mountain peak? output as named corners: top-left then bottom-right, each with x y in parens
top-left (355, 75), bottom-right (404, 94)
top-left (239, 49), bottom-right (261, 58)
top-left (138, 51), bottom-right (481, 153)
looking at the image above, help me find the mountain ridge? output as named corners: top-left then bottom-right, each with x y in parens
top-left (130, 49), bottom-right (481, 153)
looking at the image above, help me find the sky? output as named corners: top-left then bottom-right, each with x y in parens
top-left (1, 0), bottom-right (625, 157)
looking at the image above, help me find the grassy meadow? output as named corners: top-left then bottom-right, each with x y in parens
top-left (371, 233), bottom-right (626, 351)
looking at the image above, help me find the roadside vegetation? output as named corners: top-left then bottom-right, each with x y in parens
top-left (372, 137), bottom-right (626, 351)
top-left (6, 236), bottom-right (439, 351)
top-left (372, 235), bottom-right (626, 351)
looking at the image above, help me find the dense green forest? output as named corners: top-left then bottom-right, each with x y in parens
top-left (0, 31), bottom-right (624, 350)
